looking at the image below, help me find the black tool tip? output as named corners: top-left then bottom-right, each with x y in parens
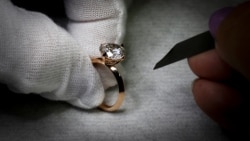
top-left (153, 64), bottom-right (161, 70)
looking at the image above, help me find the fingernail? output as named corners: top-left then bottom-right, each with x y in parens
top-left (209, 7), bottom-right (234, 38)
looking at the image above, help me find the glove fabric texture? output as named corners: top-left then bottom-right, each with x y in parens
top-left (0, 0), bottom-right (127, 109)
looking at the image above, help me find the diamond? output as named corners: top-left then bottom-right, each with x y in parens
top-left (100, 43), bottom-right (125, 66)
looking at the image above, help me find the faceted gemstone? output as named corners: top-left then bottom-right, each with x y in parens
top-left (100, 43), bottom-right (125, 66)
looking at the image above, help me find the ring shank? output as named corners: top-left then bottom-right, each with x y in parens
top-left (91, 58), bottom-right (125, 112)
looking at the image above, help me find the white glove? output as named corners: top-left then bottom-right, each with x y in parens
top-left (0, 0), bottom-right (127, 109)
top-left (64, 0), bottom-right (127, 90)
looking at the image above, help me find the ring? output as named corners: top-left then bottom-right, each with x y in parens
top-left (91, 43), bottom-right (125, 112)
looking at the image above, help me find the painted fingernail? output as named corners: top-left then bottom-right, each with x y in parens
top-left (209, 7), bottom-right (234, 38)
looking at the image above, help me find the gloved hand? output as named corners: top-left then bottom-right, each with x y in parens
top-left (0, 0), bottom-right (127, 109)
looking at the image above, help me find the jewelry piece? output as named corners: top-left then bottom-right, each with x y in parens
top-left (91, 43), bottom-right (125, 112)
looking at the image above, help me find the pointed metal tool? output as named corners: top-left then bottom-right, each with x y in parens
top-left (154, 31), bottom-right (215, 70)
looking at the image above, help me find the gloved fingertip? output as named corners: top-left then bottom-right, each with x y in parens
top-left (209, 7), bottom-right (234, 38)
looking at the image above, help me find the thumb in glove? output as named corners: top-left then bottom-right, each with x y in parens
top-left (0, 0), bottom-right (105, 109)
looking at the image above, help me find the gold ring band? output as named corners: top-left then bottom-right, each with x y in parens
top-left (92, 43), bottom-right (126, 112)
top-left (91, 58), bottom-right (125, 112)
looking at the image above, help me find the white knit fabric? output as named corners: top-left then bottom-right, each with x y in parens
top-left (0, 0), bottom-right (126, 109)
top-left (65, 0), bottom-right (126, 55)
top-left (64, 0), bottom-right (127, 89)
